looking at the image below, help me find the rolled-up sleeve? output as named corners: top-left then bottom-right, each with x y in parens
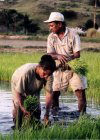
top-left (73, 33), bottom-right (81, 53)
top-left (47, 34), bottom-right (55, 53)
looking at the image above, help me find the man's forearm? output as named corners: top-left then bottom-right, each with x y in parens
top-left (68, 51), bottom-right (80, 61)
top-left (15, 91), bottom-right (29, 115)
top-left (15, 91), bottom-right (23, 108)
top-left (47, 53), bottom-right (58, 60)
top-left (45, 92), bottom-right (52, 116)
top-left (47, 52), bottom-right (80, 67)
top-left (47, 53), bottom-right (75, 63)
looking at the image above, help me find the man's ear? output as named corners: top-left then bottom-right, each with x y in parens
top-left (59, 22), bottom-right (62, 27)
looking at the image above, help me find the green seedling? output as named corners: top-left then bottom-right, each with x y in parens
top-left (69, 58), bottom-right (88, 76)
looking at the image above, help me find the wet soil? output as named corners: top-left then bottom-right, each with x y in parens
top-left (0, 39), bottom-right (100, 53)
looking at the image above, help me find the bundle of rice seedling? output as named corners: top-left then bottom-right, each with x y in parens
top-left (69, 58), bottom-right (88, 76)
top-left (24, 95), bottom-right (39, 112)
top-left (23, 96), bottom-right (41, 128)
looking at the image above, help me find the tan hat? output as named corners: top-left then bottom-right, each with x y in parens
top-left (44, 12), bottom-right (64, 23)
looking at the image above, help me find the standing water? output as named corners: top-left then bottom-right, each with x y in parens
top-left (0, 82), bottom-right (100, 134)
top-left (0, 82), bottom-right (13, 134)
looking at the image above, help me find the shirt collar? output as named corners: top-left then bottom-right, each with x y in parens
top-left (64, 27), bottom-right (69, 36)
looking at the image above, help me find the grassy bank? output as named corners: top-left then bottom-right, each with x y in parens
top-left (0, 116), bottom-right (100, 140)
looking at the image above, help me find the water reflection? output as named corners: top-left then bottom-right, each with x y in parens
top-left (0, 81), bottom-right (11, 91)
top-left (0, 92), bottom-right (13, 134)
top-left (0, 82), bottom-right (100, 134)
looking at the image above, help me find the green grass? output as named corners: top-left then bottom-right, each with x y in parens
top-left (0, 51), bottom-right (100, 139)
top-left (0, 52), bottom-right (43, 81)
top-left (0, 116), bottom-right (100, 140)
top-left (81, 37), bottom-right (100, 43)
top-left (82, 51), bottom-right (100, 105)
top-left (0, 51), bottom-right (100, 106)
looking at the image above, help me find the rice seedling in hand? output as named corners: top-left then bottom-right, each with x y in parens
top-left (69, 58), bottom-right (88, 76)
top-left (23, 95), bottom-right (41, 129)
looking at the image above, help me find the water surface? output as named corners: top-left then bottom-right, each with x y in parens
top-left (0, 82), bottom-right (100, 134)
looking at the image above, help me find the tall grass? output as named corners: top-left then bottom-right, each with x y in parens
top-left (81, 37), bottom-right (100, 43)
top-left (0, 51), bottom-right (100, 105)
top-left (0, 51), bottom-right (100, 139)
top-left (82, 51), bottom-right (100, 106)
top-left (0, 52), bottom-right (43, 81)
top-left (1, 116), bottom-right (100, 140)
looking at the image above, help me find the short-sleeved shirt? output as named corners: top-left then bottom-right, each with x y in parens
top-left (47, 27), bottom-right (87, 91)
top-left (11, 63), bottom-right (53, 98)
top-left (47, 27), bottom-right (81, 56)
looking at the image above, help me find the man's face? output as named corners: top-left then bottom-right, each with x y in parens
top-left (39, 67), bottom-right (51, 80)
top-left (48, 22), bottom-right (61, 34)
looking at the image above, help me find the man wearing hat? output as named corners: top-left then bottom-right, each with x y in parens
top-left (44, 12), bottom-right (87, 114)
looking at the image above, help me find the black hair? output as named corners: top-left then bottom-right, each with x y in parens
top-left (39, 54), bottom-right (56, 73)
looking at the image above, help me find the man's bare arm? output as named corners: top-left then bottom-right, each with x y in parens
top-left (47, 51), bottom-right (80, 64)
top-left (15, 90), bottom-right (30, 117)
top-left (45, 91), bottom-right (52, 117)
top-left (44, 91), bottom-right (52, 125)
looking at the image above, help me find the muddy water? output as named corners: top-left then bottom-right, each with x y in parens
top-left (0, 82), bottom-right (100, 134)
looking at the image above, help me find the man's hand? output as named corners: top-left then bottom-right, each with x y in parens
top-left (47, 53), bottom-right (68, 65)
top-left (44, 92), bottom-right (52, 126)
top-left (56, 54), bottom-right (68, 65)
top-left (20, 106), bottom-right (30, 118)
top-left (15, 91), bottom-right (30, 118)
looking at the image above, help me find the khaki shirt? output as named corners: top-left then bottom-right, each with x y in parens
top-left (11, 63), bottom-right (53, 97)
top-left (47, 27), bottom-right (86, 92)
top-left (47, 27), bottom-right (81, 56)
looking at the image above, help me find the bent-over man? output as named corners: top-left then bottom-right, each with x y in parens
top-left (11, 54), bottom-right (56, 128)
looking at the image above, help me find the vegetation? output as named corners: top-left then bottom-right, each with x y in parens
top-left (22, 96), bottom-right (41, 128)
top-left (0, 51), bottom-right (100, 106)
top-left (24, 96), bottom-right (39, 112)
top-left (0, 115), bottom-right (100, 139)
top-left (81, 36), bottom-right (100, 43)
top-left (0, 0), bottom-right (100, 139)
top-left (0, 52), bottom-right (43, 81)
top-left (82, 51), bottom-right (100, 106)
top-left (0, 9), bottom-right (40, 35)
top-left (69, 58), bottom-right (88, 76)
top-left (0, 0), bottom-right (100, 34)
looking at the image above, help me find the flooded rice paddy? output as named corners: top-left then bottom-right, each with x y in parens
top-left (0, 82), bottom-right (100, 134)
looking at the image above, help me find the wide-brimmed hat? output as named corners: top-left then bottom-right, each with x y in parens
top-left (44, 12), bottom-right (64, 23)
